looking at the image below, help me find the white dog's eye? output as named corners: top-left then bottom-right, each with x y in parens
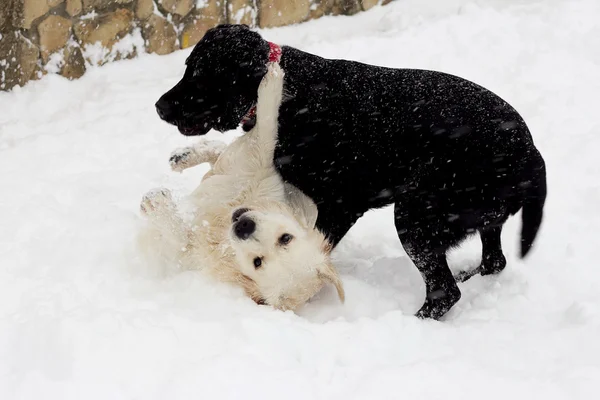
top-left (279, 234), bottom-right (293, 245)
top-left (253, 257), bottom-right (263, 269)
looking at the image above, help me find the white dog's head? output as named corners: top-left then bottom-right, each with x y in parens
top-left (227, 195), bottom-right (344, 311)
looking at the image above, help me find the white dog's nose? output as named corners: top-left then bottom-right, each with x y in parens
top-left (234, 216), bottom-right (255, 240)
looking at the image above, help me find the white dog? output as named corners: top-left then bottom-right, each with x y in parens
top-left (138, 62), bottom-right (344, 311)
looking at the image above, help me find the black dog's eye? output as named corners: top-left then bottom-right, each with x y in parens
top-left (279, 234), bottom-right (293, 245)
top-left (253, 257), bottom-right (262, 269)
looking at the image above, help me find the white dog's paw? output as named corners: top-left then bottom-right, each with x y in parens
top-left (260, 62), bottom-right (284, 92)
top-left (256, 63), bottom-right (284, 123)
top-left (140, 188), bottom-right (174, 216)
top-left (266, 62), bottom-right (284, 80)
top-left (169, 147), bottom-right (195, 172)
top-left (169, 141), bottom-right (226, 172)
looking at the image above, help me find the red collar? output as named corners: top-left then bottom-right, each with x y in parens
top-left (268, 41), bottom-right (282, 63)
top-left (242, 42), bottom-right (282, 125)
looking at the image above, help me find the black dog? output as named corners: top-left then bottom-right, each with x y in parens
top-left (155, 24), bottom-right (547, 319)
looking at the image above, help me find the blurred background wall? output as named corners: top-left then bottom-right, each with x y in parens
top-left (0, 0), bottom-right (392, 91)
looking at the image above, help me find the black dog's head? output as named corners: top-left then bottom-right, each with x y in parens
top-left (155, 24), bottom-right (270, 136)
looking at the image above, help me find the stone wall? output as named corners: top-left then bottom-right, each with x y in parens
top-left (0, 0), bottom-right (391, 91)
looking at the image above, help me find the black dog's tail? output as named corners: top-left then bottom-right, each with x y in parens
top-left (520, 160), bottom-right (547, 258)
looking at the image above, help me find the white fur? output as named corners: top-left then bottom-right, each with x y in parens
top-left (138, 63), bottom-right (344, 311)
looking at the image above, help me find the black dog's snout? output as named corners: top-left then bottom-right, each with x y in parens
top-left (155, 97), bottom-right (173, 121)
top-left (234, 216), bottom-right (256, 240)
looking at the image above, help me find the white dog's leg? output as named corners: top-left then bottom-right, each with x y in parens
top-left (169, 140), bottom-right (227, 172)
top-left (140, 187), bottom-right (174, 213)
top-left (252, 62), bottom-right (285, 168)
top-left (138, 188), bottom-right (190, 268)
top-left (140, 188), bottom-right (188, 238)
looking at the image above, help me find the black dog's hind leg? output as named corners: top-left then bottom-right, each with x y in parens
top-left (479, 226), bottom-right (507, 275)
top-left (456, 224), bottom-right (508, 283)
top-left (394, 207), bottom-right (462, 320)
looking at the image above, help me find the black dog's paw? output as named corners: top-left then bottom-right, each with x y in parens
top-left (455, 252), bottom-right (506, 283)
top-left (415, 288), bottom-right (461, 320)
top-left (415, 302), bottom-right (451, 320)
top-left (480, 252), bottom-right (507, 276)
top-left (454, 267), bottom-right (483, 283)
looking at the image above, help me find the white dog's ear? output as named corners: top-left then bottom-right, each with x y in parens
top-left (284, 183), bottom-right (318, 229)
top-left (318, 261), bottom-right (345, 304)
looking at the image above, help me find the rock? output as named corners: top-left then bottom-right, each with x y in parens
top-left (38, 15), bottom-right (73, 62)
top-left (227, 0), bottom-right (256, 26)
top-left (259, 0), bottom-right (309, 28)
top-left (332, 0), bottom-right (361, 15)
top-left (66, 0), bottom-right (82, 16)
top-left (0, 32), bottom-right (40, 90)
top-left (309, 0), bottom-right (370, 20)
top-left (16, 0), bottom-right (50, 29)
top-left (31, 60), bottom-right (46, 81)
top-left (74, 8), bottom-right (133, 49)
top-left (308, 0), bottom-right (333, 20)
top-left (180, 0), bottom-right (224, 49)
top-left (82, 0), bottom-right (133, 13)
top-left (43, 42), bottom-right (86, 80)
top-left (61, 44), bottom-right (86, 80)
top-left (135, 0), bottom-right (154, 20)
top-left (361, 0), bottom-right (380, 10)
top-left (157, 0), bottom-right (194, 18)
top-left (142, 14), bottom-right (177, 55)
top-left (0, 0), bottom-right (14, 32)
top-left (47, 0), bottom-right (65, 7)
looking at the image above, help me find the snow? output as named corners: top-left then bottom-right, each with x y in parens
top-left (43, 51), bottom-right (65, 74)
top-left (82, 28), bottom-right (145, 66)
top-left (196, 0), bottom-right (209, 8)
top-left (229, 2), bottom-right (257, 25)
top-left (1, 0), bottom-right (600, 398)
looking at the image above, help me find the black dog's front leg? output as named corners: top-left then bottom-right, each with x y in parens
top-left (394, 205), bottom-right (462, 320)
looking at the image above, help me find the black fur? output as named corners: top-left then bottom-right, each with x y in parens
top-left (156, 24), bottom-right (547, 320)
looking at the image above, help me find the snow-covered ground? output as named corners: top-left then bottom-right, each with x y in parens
top-left (1, 0), bottom-right (600, 398)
